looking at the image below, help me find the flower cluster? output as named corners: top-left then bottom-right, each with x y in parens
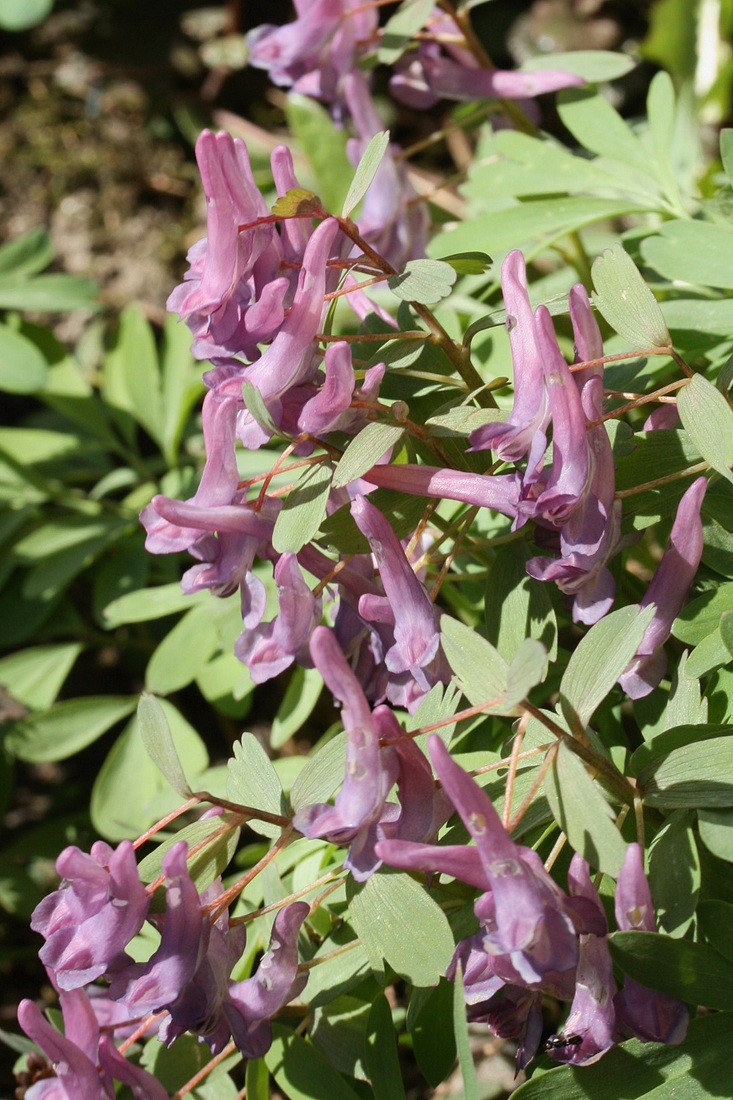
top-left (377, 738), bottom-right (688, 1069)
top-left (20, 838), bottom-right (311, 1096)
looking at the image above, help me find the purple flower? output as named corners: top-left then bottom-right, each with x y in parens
top-left (545, 855), bottom-right (617, 1067)
top-left (235, 552), bottom-right (321, 683)
top-left (613, 843), bottom-right (689, 1045)
top-left (361, 462), bottom-right (520, 519)
top-left (224, 902), bottom-right (310, 1057)
top-left (30, 841), bottom-right (149, 992)
top-left (17, 989), bottom-right (167, 1100)
top-left (350, 495), bottom-right (441, 691)
top-left (517, 305), bottom-right (590, 526)
top-left (377, 736), bottom-right (580, 990)
top-left (469, 251), bottom-right (550, 472)
top-left (293, 626), bottom-right (397, 880)
top-left (167, 129), bottom-right (284, 365)
top-left (297, 340), bottom-right (356, 436)
top-left (246, 0), bottom-right (377, 107)
top-left (389, 10), bottom-right (583, 109)
top-left (618, 476), bottom-right (707, 698)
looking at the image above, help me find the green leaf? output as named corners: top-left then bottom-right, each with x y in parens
top-left (138, 693), bottom-right (193, 796)
top-left (698, 807), bottom-right (733, 861)
top-left (609, 930), bottom-right (733, 1009)
top-left (388, 259), bottom-right (457, 304)
top-left (378, 0), bottom-right (434, 64)
top-left (226, 734), bottom-right (288, 837)
top-left (673, 583), bottom-right (733, 645)
top-left (91, 701), bottom-right (208, 842)
top-left (311, 996), bottom-right (370, 1080)
top-left (273, 461), bottom-right (333, 554)
top-left (484, 541), bottom-right (557, 664)
top-left (6, 696), bottom-right (135, 763)
top-left (452, 963), bottom-right (478, 1100)
top-left (271, 665), bottom-right (324, 750)
top-left (642, 219), bottom-right (733, 290)
top-left (678, 373), bottom-right (733, 485)
top-left (0, 228), bottom-right (53, 277)
top-left (0, 273), bottom-right (98, 311)
top-left (440, 615), bottom-right (517, 716)
top-left (242, 380), bottom-right (280, 437)
top-left (0, 643), bottom-right (81, 710)
top-left (436, 197), bottom-right (648, 255)
top-left (341, 131), bottom-right (390, 219)
top-left (102, 582), bottom-right (205, 627)
top-left (438, 251), bottom-right (493, 276)
top-left (0, 0), bottom-right (54, 31)
top-left (559, 604), bottom-right (655, 732)
top-left (697, 899), bottom-right (733, 963)
top-left (521, 50), bottom-right (637, 82)
top-left (103, 306), bottom-right (163, 444)
top-left (409, 980), bottom-right (457, 1087)
top-left (648, 811), bottom-right (699, 936)
top-left (332, 423), bottom-right (405, 488)
top-left (159, 313), bottom-right (204, 467)
top-left (544, 741), bottom-right (628, 875)
top-left (557, 87), bottom-right (654, 179)
top-left (512, 1013), bottom-right (733, 1099)
top-left (285, 95), bottom-right (352, 214)
top-left (591, 243), bottom-right (671, 349)
top-left (266, 1025), bottom-right (361, 1100)
top-left (722, 129), bottom-right (733, 188)
top-left (0, 325), bottom-right (48, 393)
top-left (504, 639), bottom-right (547, 709)
top-left (290, 732), bottom-right (347, 811)
top-left (365, 994), bottom-right (406, 1100)
top-left (347, 869), bottom-right (455, 986)
top-left (136, 815), bottom-right (240, 893)
top-left (637, 733), bottom-right (733, 808)
top-left (245, 1059), bottom-right (270, 1100)
top-left (145, 605), bottom-right (220, 695)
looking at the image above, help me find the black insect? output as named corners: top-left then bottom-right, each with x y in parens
top-left (544, 1033), bottom-right (583, 1051)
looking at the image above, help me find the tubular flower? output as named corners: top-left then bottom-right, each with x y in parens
top-left (613, 844), bottom-right (689, 1045)
top-left (389, 9), bottom-right (584, 109)
top-left (246, 0), bottom-right (378, 108)
top-left (377, 736), bottom-right (580, 990)
top-left (618, 476), bottom-right (707, 698)
top-left (30, 841), bottom-right (149, 992)
top-left (17, 989), bottom-right (168, 1100)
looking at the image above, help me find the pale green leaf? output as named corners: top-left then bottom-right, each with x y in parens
top-left (290, 732), bottom-right (347, 811)
top-left (138, 692), bottom-right (192, 796)
top-left (136, 815), bottom-right (240, 892)
top-left (0, 643), bottom-right (81, 710)
top-left (591, 243), bottom-right (670, 348)
top-left (271, 665), bottom-right (324, 750)
top-left (0, 0), bottom-right (54, 31)
top-left (521, 50), bottom-right (636, 82)
top-left (347, 870), bottom-right (454, 986)
top-left (388, 259), bottom-right (457, 304)
top-left (378, 0), bottom-right (434, 64)
top-left (503, 639), bottom-right (547, 708)
top-left (544, 741), bottom-right (627, 875)
top-left (365, 995), bottom-right (406, 1100)
top-left (341, 131), bottom-right (390, 219)
top-left (560, 604), bottom-right (655, 732)
top-left (226, 734), bottom-right (288, 837)
top-left (678, 373), bottom-right (733, 484)
top-left (145, 605), bottom-right (220, 695)
top-left (638, 735), bottom-right (733, 808)
top-left (0, 325), bottom-right (47, 394)
top-left (272, 461), bottom-right (333, 553)
top-left (452, 963), bottom-right (478, 1100)
top-left (266, 1026), bottom-right (361, 1100)
top-left (242, 380), bottom-right (280, 437)
top-left (648, 811), bottom-right (699, 936)
top-left (332, 423), bottom-right (405, 488)
top-left (440, 615), bottom-right (516, 716)
top-left (102, 582), bottom-right (206, 627)
top-left (6, 696), bottom-right (135, 763)
top-left (642, 219), bottom-right (733, 290)
top-left (285, 95), bottom-right (351, 213)
top-left (0, 228), bottom-right (53, 277)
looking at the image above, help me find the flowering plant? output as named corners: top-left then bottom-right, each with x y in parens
top-left (8, 2), bottom-right (733, 1098)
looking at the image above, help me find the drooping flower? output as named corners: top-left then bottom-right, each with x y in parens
top-left (613, 844), bottom-right (689, 1045)
top-left (468, 251), bottom-right (550, 471)
top-left (389, 10), bottom-right (584, 109)
top-left (17, 989), bottom-right (168, 1100)
top-left (224, 902), bottom-right (311, 1057)
top-left (246, 0), bottom-right (378, 108)
top-left (377, 736), bottom-right (581, 989)
top-left (618, 476), bottom-right (707, 698)
top-left (545, 855), bottom-right (617, 1067)
top-left (30, 841), bottom-right (149, 992)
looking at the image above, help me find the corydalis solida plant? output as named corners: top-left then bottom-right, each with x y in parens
top-left (16, 2), bottom-right (726, 1095)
